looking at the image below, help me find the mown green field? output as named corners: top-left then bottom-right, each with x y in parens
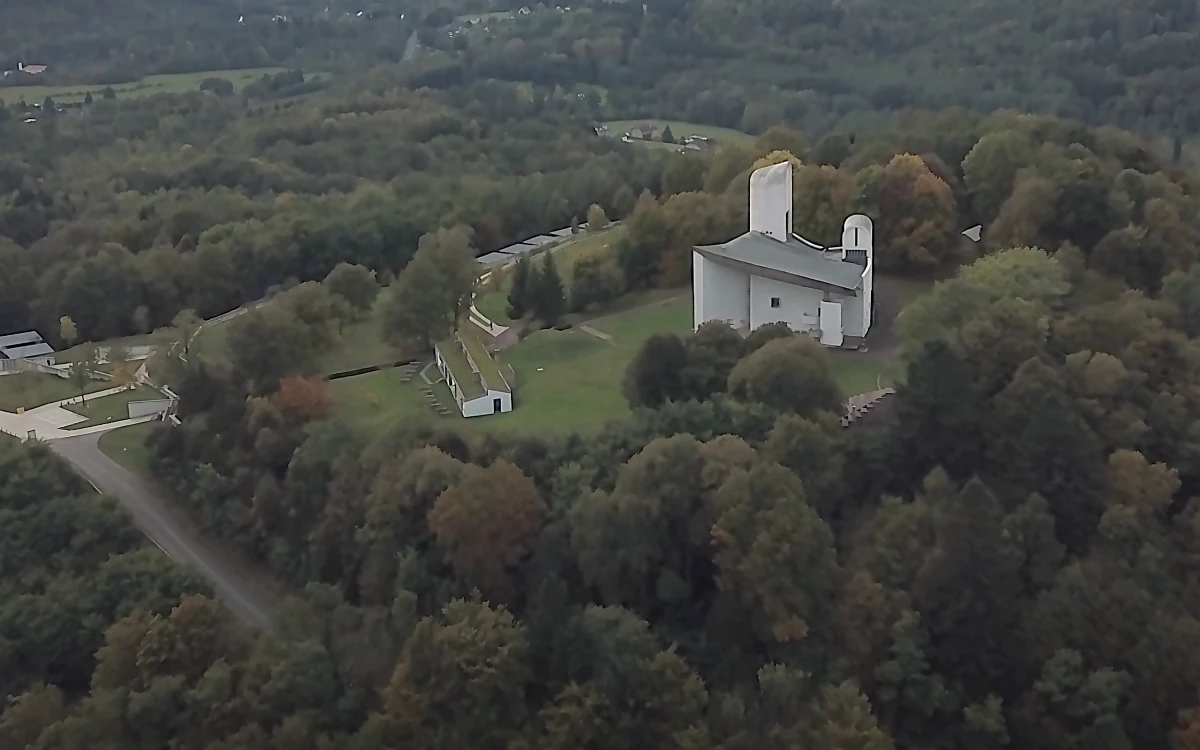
top-left (328, 366), bottom-right (446, 435)
top-left (605, 119), bottom-right (755, 147)
top-left (63, 385), bottom-right (162, 429)
top-left (99, 422), bottom-right (159, 476)
top-left (0, 372), bottom-right (110, 412)
top-left (0, 68), bottom-right (327, 104)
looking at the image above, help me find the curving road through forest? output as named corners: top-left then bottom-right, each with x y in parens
top-left (49, 432), bottom-right (278, 628)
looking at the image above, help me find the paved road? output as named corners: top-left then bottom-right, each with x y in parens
top-left (403, 30), bottom-right (421, 62)
top-left (49, 432), bottom-right (276, 628)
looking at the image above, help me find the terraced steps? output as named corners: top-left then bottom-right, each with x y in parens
top-left (841, 387), bottom-right (895, 428)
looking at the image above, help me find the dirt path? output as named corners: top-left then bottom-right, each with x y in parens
top-left (580, 325), bottom-right (615, 343)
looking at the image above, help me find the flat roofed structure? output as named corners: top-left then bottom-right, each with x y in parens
top-left (476, 251), bottom-right (514, 267)
top-left (0, 331), bottom-right (56, 367)
top-left (495, 241), bottom-right (539, 256)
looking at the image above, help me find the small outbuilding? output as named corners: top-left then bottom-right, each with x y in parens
top-left (435, 325), bottom-right (513, 418)
top-left (0, 331), bottom-right (57, 370)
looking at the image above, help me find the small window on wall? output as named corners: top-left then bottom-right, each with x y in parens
top-left (770, 297), bottom-right (781, 308)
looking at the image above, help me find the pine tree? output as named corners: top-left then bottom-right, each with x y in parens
top-left (507, 256), bottom-right (533, 319)
top-left (533, 253), bottom-right (565, 325)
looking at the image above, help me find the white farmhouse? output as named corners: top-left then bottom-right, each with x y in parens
top-left (692, 161), bottom-right (874, 348)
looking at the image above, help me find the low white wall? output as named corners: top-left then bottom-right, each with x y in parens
top-left (750, 275), bottom-right (821, 332)
top-left (462, 390), bottom-right (512, 418)
top-left (819, 300), bottom-right (844, 347)
top-left (694, 254), bottom-right (751, 330)
top-left (128, 399), bottom-right (173, 419)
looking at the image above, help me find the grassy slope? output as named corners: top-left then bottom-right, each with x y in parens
top-left (2, 68), bottom-right (328, 104)
top-left (98, 422), bottom-right (159, 475)
top-left (0, 373), bottom-right (111, 412)
top-left (328, 367), bottom-right (442, 435)
top-left (63, 386), bottom-right (161, 429)
top-left (200, 301), bottom-right (402, 375)
top-left (334, 273), bottom-right (934, 438)
top-left (474, 295), bottom-right (693, 435)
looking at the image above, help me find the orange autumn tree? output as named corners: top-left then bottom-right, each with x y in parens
top-left (429, 460), bottom-right (547, 600)
top-left (852, 153), bottom-right (958, 272)
top-left (274, 375), bottom-right (333, 422)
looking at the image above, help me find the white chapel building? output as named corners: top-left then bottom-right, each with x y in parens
top-left (692, 161), bottom-right (874, 348)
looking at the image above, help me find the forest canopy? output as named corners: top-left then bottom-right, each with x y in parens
top-left (5, 2), bottom-right (1200, 749)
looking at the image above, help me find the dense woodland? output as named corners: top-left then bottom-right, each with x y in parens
top-left (6, 1), bottom-right (1200, 748)
top-left (8, 105), bottom-right (1200, 748)
top-left (7, 0), bottom-right (1200, 143)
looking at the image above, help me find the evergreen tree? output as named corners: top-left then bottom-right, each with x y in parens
top-left (507, 256), bottom-right (533, 319)
top-left (661, 125), bottom-right (676, 144)
top-left (532, 253), bottom-right (565, 325)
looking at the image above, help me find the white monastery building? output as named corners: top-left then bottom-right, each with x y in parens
top-left (692, 161), bottom-right (874, 348)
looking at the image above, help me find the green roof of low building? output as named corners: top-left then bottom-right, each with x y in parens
top-left (436, 323), bottom-right (510, 401)
top-left (460, 322), bottom-right (510, 394)
top-left (437, 337), bottom-right (485, 400)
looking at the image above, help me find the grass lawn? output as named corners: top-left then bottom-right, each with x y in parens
top-left (332, 279), bottom-right (932, 438)
top-left (59, 332), bottom-right (165, 363)
top-left (194, 316), bottom-right (234, 366)
top-left (828, 352), bottom-right (903, 396)
top-left (475, 226), bottom-right (625, 326)
top-left (318, 305), bottom-right (405, 375)
top-left (0, 373), bottom-right (110, 412)
top-left (3, 68), bottom-right (328, 104)
top-left (63, 386), bottom-right (162, 429)
top-left (200, 301), bottom-right (403, 375)
top-left (605, 119), bottom-right (755, 147)
top-left (472, 295), bottom-right (693, 435)
top-left (98, 422), bottom-right (159, 476)
top-left (329, 367), bottom-right (444, 435)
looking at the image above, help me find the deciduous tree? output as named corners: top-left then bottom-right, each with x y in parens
top-left (712, 463), bottom-right (841, 646)
top-left (274, 376), bottom-right (333, 422)
top-left (962, 130), bottom-right (1034, 223)
top-left (622, 333), bottom-right (689, 408)
top-left (323, 262), bottom-right (379, 317)
top-left (429, 461), bottom-right (546, 600)
top-left (852, 154), bottom-right (958, 271)
top-left (727, 336), bottom-right (842, 417)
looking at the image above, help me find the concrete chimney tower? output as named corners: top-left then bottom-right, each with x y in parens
top-left (748, 161), bottom-right (792, 242)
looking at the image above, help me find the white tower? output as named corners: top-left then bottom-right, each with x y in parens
top-left (748, 161), bottom-right (793, 242)
top-left (841, 214), bottom-right (873, 262)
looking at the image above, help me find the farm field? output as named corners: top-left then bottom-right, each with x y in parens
top-left (63, 385), bottom-right (161, 429)
top-left (1, 68), bottom-right (327, 104)
top-left (604, 119), bottom-right (755, 147)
